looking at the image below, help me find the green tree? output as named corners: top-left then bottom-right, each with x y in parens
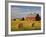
top-left (35, 14), bottom-right (41, 21)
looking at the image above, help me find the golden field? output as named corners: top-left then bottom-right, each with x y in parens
top-left (11, 18), bottom-right (41, 31)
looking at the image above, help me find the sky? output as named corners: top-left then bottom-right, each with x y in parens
top-left (11, 5), bottom-right (41, 19)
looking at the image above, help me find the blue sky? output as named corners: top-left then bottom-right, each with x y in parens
top-left (11, 6), bottom-right (41, 19)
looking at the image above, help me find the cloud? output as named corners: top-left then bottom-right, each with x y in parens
top-left (11, 6), bottom-right (41, 19)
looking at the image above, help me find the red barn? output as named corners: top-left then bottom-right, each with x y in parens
top-left (26, 16), bottom-right (35, 21)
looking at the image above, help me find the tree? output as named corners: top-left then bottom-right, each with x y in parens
top-left (21, 17), bottom-right (24, 21)
top-left (35, 14), bottom-right (41, 21)
top-left (13, 19), bottom-right (16, 21)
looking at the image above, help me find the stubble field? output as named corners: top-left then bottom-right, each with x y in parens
top-left (11, 18), bottom-right (41, 31)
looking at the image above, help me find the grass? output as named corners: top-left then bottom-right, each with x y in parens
top-left (11, 19), bottom-right (41, 31)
